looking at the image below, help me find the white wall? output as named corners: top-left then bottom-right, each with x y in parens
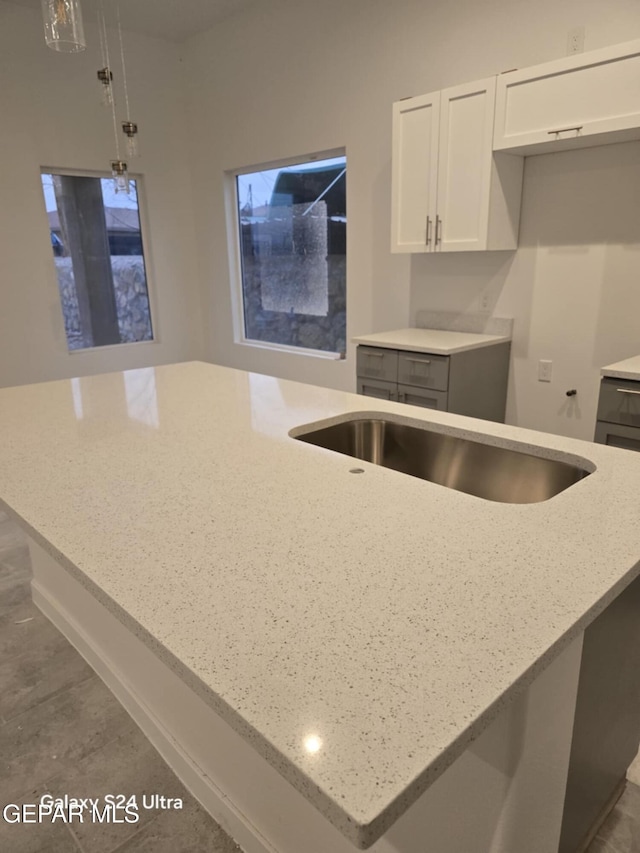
top-left (0, 2), bottom-right (203, 388)
top-left (3, 0), bottom-right (640, 438)
top-left (182, 0), bottom-right (640, 437)
top-left (411, 143), bottom-right (640, 439)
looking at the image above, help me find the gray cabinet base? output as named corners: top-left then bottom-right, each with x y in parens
top-left (356, 342), bottom-right (510, 423)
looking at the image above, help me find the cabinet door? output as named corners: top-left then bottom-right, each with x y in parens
top-left (357, 378), bottom-right (398, 401)
top-left (397, 384), bottom-right (448, 410)
top-left (391, 92), bottom-right (440, 253)
top-left (436, 78), bottom-right (496, 252)
top-left (494, 39), bottom-right (640, 155)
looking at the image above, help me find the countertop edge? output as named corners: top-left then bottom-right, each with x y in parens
top-left (601, 368), bottom-right (640, 380)
top-left (8, 497), bottom-right (640, 849)
top-left (8, 508), bottom-right (364, 845)
top-left (352, 332), bottom-right (511, 355)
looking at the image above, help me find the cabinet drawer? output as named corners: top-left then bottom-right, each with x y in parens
top-left (595, 420), bottom-right (640, 452)
top-left (356, 346), bottom-right (398, 382)
top-left (398, 352), bottom-right (449, 391)
top-left (596, 378), bottom-right (640, 428)
top-left (398, 384), bottom-right (448, 410)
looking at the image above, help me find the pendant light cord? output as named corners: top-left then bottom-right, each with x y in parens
top-left (100, 1), bottom-right (121, 160)
top-left (97, 1), bottom-right (107, 67)
top-left (116, 3), bottom-right (131, 122)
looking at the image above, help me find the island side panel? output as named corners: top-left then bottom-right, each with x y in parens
top-left (28, 536), bottom-right (583, 853)
top-left (559, 573), bottom-right (640, 853)
top-left (381, 634), bottom-right (583, 853)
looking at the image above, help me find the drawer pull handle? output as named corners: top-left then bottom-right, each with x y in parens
top-left (425, 216), bottom-right (432, 246)
top-left (366, 352), bottom-right (384, 358)
top-left (406, 357), bottom-right (432, 365)
top-left (435, 215), bottom-right (442, 245)
top-left (547, 125), bottom-right (583, 135)
top-left (616, 388), bottom-right (640, 396)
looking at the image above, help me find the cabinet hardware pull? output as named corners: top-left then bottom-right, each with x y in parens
top-left (366, 352), bottom-right (384, 358)
top-left (547, 125), bottom-right (583, 135)
top-left (435, 215), bottom-right (442, 245)
top-left (616, 388), bottom-right (640, 395)
top-left (405, 357), bottom-right (432, 365)
top-left (426, 216), bottom-right (432, 246)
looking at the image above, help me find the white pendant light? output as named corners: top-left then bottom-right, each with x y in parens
top-left (41, 0), bottom-right (86, 53)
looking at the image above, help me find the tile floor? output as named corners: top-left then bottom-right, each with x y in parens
top-left (1, 510), bottom-right (639, 853)
top-left (0, 511), bottom-right (241, 853)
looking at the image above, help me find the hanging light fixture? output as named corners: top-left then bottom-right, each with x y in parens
top-left (96, 4), bottom-right (114, 106)
top-left (121, 122), bottom-right (139, 159)
top-left (41, 0), bottom-right (86, 53)
top-left (97, 67), bottom-right (114, 106)
top-left (117, 4), bottom-right (140, 158)
top-left (111, 159), bottom-right (130, 195)
top-left (98, 2), bottom-right (130, 194)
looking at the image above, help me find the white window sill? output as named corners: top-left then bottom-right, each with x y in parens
top-left (67, 338), bottom-right (157, 354)
top-left (235, 339), bottom-right (345, 360)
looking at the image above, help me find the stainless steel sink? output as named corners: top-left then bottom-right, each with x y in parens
top-left (292, 417), bottom-right (591, 503)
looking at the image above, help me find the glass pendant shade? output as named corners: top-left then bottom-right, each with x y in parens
top-left (122, 122), bottom-right (139, 158)
top-left (97, 68), bottom-right (114, 107)
top-left (42, 0), bottom-right (86, 53)
top-left (112, 160), bottom-right (130, 195)
top-left (125, 135), bottom-right (139, 158)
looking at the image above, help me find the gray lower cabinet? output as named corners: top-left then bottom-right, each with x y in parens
top-left (594, 377), bottom-right (640, 451)
top-left (356, 342), bottom-right (510, 422)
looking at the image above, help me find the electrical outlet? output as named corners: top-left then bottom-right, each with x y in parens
top-left (481, 293), bottom-right (490, 311)
top-left (538, 360), bottom-right (553, 382)
top-left (567, 27), bottom-right (585, 55)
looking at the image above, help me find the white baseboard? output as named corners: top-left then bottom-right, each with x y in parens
top-left (31, 578), bottom-right (275, 853)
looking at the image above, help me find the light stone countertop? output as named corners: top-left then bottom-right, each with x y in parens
top-left (352, 327), bottom-right (511, 354)
top-left (601, 354), bottom-right (640, 380)
top-left (1, 361), bottom-right (640, 848)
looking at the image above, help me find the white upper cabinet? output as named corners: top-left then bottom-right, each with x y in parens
top-left (391, 92), bottom-right (440, 252)
top-left (494, 38), bottom-right (640, 155)
top-left (391, 78), bottom-right (523, 254)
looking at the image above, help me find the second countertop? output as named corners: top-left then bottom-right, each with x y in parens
top-left (352, 328), bottom-right (511, 354)
top-left (601, 354), bottom-right (640, 380)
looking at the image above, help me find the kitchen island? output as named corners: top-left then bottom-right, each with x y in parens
top-left (1, 361), bottom-right (640, 852)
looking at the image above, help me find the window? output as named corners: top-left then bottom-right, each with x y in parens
top-left (234, 154), bottom-right (346, 355)
top-left (41, 172), bottom-right (153, 351)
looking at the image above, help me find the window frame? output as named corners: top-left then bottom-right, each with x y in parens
top-left (226, 148), bottom-right (346, 360)
top-left (40, 165), bottom-right (159, 354)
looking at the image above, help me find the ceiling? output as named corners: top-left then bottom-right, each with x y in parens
top-left (5, 0), bottom-right (261, 43)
